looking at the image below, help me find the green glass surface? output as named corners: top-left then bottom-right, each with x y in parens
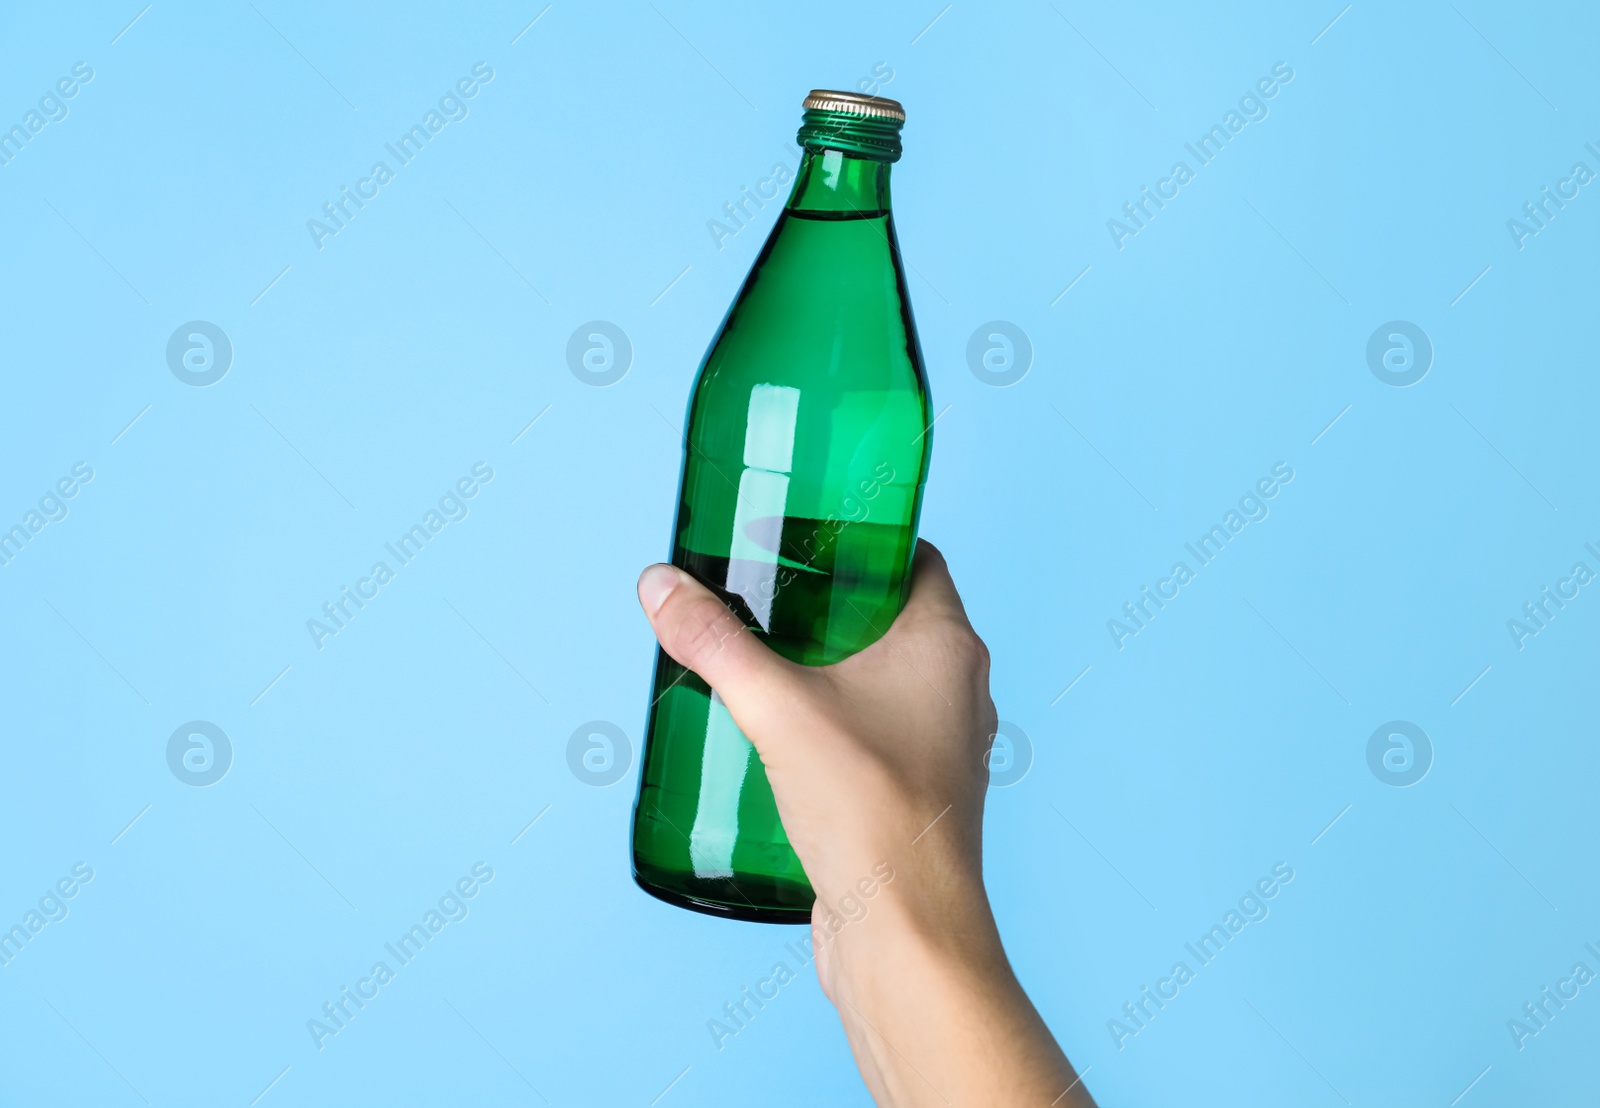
top-left (630, 113), bottom-right (932, 924)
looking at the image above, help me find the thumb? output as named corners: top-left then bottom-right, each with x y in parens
top-left (637, 563), bottom-right (805, 734)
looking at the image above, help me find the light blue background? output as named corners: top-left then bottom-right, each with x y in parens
top-left (2, 2), bottom-right (1596, 1105)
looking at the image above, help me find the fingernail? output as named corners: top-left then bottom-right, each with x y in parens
top-left (637, 564), bottom-right (681, 617)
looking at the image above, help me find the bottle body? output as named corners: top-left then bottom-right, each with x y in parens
top-left (631, 138), bottom-right (931, 922)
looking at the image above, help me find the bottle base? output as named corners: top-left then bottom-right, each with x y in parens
top-left (632, 867), bottom-right (813, 925)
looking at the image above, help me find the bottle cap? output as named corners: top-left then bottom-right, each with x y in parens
top-left (797, 90), bottom-right (905, 162)
top-left (800, 90), bottom-right (905, 122)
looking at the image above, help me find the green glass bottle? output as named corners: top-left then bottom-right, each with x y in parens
top-left (630, 91), bottom-right (932, 923)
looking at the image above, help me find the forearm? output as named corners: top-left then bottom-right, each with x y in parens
top-left (826, 883), bottom-right (1094, 1107)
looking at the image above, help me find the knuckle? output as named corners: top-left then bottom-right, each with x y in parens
top-left (945, 626), bottom-right (989, 671)
top-left (673, 622), bottom-right (715, 666)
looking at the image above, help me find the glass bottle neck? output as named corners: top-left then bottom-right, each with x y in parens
top-left (785, 149), bottom-right (892, 216)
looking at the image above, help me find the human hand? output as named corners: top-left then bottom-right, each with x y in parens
top-left (636, 541), bottom-right (1093, 1107)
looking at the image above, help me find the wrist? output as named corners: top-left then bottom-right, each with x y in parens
top-left (818, 874), bottom-right (1085, 1107)
top-left (826, 856), bottom-right (1007, 1001)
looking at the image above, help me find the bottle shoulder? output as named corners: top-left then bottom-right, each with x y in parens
top-left (692, 212), bottom-right (927, 397)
